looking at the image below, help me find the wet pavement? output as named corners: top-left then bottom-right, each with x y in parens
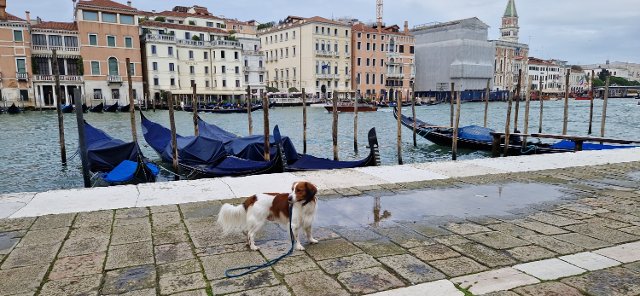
top-left (0, 161), bottom-right (639, 295)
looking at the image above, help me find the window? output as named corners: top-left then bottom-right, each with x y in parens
top-left (345, 44), bottom-right (348, 53)
top-left (151, 45), bottom-right (157, 54)
top-left (234, 51), bottom-right (239, 60)
top-left (221, 50), bottom-right (225, 59)
top-left (366, 43), bottom-right (370, 50)
top-left (112, 89), bottom-right (120, 100)
top-left (169, 63), bottom-right (175, 72)
top-left (245, 75), bottom-right (249, 82)
top-left (373, 44), bottom-right (376, 51)
top-left (334, 43), bottom-right (338, 52)
top-left (335, 29), bottom-right (338, 36)
top-left (373, 59), bottom-right (376, 67)
top-left (293, 31), bottom-right (296, 39)
top-left (204, 51), bottom-right (208, 60)
top-left (357, 42), bottom-right (361, 50)
top-left (293, 46), bottom-right (296, 57)
top-left (190, 66), bottom-right (195, 74)
top-left (102, 13), bottom-right (117, 23)
top-left (124, 37), bottom-right (133, 48)
top-left (91, 61), bottom-right (100, 75)
top-left (107, 36), bottom-right (116, 47)
top-left (108, 57), bottom-right (119, 75)
top-left (366, 58), bottom-right (370, 66)
top-left (93, 89), bottom-right (102, 99)
top-left (34, 57), bottom-right (49, 75)
top-left (221, 66), bottom-right (226, 73)
top-left (170, 78), bottom-right (175, 86)
top-left (236, 80), bottom-right (240, 87)
top-left (185, 32), bottom-right (191, 39)
top-left (235, 66), bottom-right (240, 74)
top-left (128, 63), bottom-right (135, 76)
top-left (120, 15), bottom-right (134, 25)
top-left (205, 66), bottom-right (209, 74)
top-left (83, 11), bottom-right (98, 21)
top-left (206, 21), bottom-right (214, 27)
top-left (222, 80), bottom-right (227, 87)
top-left (13, 30), bottom-right (23, 42)
top-left (357, 58), bottom-right (361, 66)
top-left (48, 35), bottom-right (62, 47)
top-left (168, 47), bottom-right (174, 56)
top-left (399, 45), bottom-right (405, 53)
top-left (64, 36), bottom-right (78, 48)
top-left (152, 62), bottom-right (158, 71)
top-left (205, 80), bottom-right (210, 87)
top-left (189, 50), bottom-right (194, 59)
top-left (410, 46), bottom-right (415, 54)
top-left (32, 34), bottom-right (46, 46)
top-left (259, 75), bottom-right (263, 82)
top-left (153, 78), bottom-right (159, 86)
top-left (16, 59), bottom-right (26, 73)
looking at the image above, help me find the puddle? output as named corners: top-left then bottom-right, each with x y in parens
top-left (316, 183), bottom-right (574, 227)
top-left (627, 171), bottom-right (640, 181)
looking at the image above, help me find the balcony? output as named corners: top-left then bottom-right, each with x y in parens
top-left (143, 34), bottom-right (176, 43)
top-left (316, 73), bottom-right (335, 79)
top-left (17, 72), bottom-right (28, 81)
top-left (211, 40), bottom-right (242, 49)
top-left (243, 50), bottom-right (263, 56)
top-left (315, 50), bottom-right (334, 57)
top-left (386, 73), bottom-right (404, 79)
top-left (32, 45), bottom-right (80, 53)
top-left (244, 67), bottom-right (266, 72)
top-left (107, 75), bottom-right (122, 83)
top-left (33, 74), bottom-right (83, 82)
top-left (178, 39), bottom-right (206, 47)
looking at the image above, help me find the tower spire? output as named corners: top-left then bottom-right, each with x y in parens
top-left (500, 0), bottom-right (519, 42)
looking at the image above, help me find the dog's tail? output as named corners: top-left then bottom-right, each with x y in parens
top-left (217, 203), bottom-right (247, 235)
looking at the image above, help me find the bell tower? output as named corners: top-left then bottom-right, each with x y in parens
top-left (500, 0), bottom-right (519, 42)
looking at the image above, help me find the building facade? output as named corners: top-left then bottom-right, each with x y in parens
top-left (0, 2), bottom-right (32, 105)
top-left (75, 0), bottom-right (143, 106)
top-left (258, 16), bottom-right (352, 98)
top-left (31, 21), bottom-right (83, 107)
top-left (491, 0), bottom-right (529, 92)
top-left (351, 22), bottom-right (415, 101)
top-left (412, 18), bottom-right (495, 93)
top-left (528, 57), bottom-right (564, 96)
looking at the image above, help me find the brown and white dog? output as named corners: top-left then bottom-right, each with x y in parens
top-left (217, 181), bottom-right (319, 251)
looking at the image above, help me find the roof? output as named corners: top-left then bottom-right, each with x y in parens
top-left (32, 21), bottom-right (78, 31)
top-left (154, 10), bottom-right (223, 21)
top-left (140, 20), bottom-right (227, 34)
top-left (4, 13), bottom-right (26, 22)
top-left (76, 0), bottom-right (137, 13)
top-left (504, 0), bottom-right (518, 18)
top-left (351, 22), bottom-right (412, 37)
top-left (412, 17), bottom-right (489, 32)
top-left (306, 16), bottom-right (349, 27)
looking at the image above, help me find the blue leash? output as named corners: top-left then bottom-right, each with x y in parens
top-left (224, 200), bottom-right (295, 278)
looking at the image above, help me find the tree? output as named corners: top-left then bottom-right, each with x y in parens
top-left (189, 20), bottom-right (196, 25)
top-left (191, 35), bottom-right (201, 41)
top-left (266, 86), bottom-right (279, 93)
top-left (257, 22), bottom-right (275, 30)
top-left (288, 87), bottom-right (299, 93)
top-left (76, 57), bottom-right (84, 76)
top-left (154, 16), bottom-right (166, 22)
top-left (598, 69), bottom-right (611, 81)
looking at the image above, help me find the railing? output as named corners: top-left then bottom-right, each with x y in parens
top-left (243, 50), bottom-right (262, 56)
top-left (315, 50), bottom-right (335, 57)
top-left (32, 45), bottom-right (80, 52)
top-left (211, 40), bottom-right (241, 48)
top-left (107, 75), bottom-right (122, 83)
top-left (387, 73), bottom-right (403, 78)
top-left (17, 72), bottom-right (28, 80)
top-left (316, 74), bottom-right (333, 79)
top-left (178, 39), bottom-right (206, 47)
top-left (33, 75), bottom-right (83, 82)
top-left (144, 34), bottom-right (175, 42)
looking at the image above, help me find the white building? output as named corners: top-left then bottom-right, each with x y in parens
top-left (237, 34), bottom-right (266, 99)
top-left (528, 57), bottom-right (564, 96)
top-left (258, 16), bottom-right (352, 98)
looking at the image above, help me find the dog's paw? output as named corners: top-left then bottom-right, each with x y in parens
top-left (295, 244), bottom-right (305, 251)
top-left (309, 238), bottom-right (319, 244)
top-left (250, 245), bottom-right (260, 251)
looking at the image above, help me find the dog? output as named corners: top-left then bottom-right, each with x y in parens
top-left (217, 181), bottom-right (319, 251)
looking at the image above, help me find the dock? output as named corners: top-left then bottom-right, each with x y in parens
top-left (1, 148), bottom-right (640, 295)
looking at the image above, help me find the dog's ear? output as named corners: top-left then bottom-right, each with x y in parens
top-left (305, 182), bottom-right (317, 200)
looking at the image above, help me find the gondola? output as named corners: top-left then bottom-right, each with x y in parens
top-left (393, 107), bottom-right (636, 155)
top-left (204, 105), bottom-right (263, 114)
top-left (7, 103), bottom-right (21, 114)
top-left (82, 104), bottom-right (89, 113)
top-left (84, 121), bottom-right (158, 185)
top-left (90, 103), bottom-right (104, 113)
top-left (104, 102), bottom-right (119, 112)
top-left (61, 104), bottom-right (74, 113)
top-left (197, 117), bottom-right (380, 171)
top-left (119, 104), bottom-right (131, 112)
top-left (140, 113), bottom-right (283, 179)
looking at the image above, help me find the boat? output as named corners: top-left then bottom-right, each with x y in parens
top-left (119, 104), bottom-right (131, 112)
top-left (84, 121), bottom-right (158, 185)
top-left (393, 108), bottom-right (636, 155)
top-left (204, 105), bottom-right (263, 114)
top-left (575, 96), bottom-right (591, 101)
top-left (61, 104), bottom-right (74, 113)
top-left (324, 102), bottom-right (378, 112)
top-left (90, 103), bottom-right (104, 113)
top-left (82, 104), bottom-right (89, 113)
top-left (7, 103), bottom-right (21, 114)
top-left (140, 113), bottom-right (283, 179)
top-left (197, 117), bottom-right (380, 171)
top-left (104, 102), bottom-right (119, 112)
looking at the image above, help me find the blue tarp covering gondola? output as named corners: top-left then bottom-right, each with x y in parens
top-left (84, 121), bottom-right (140, 172)
top-left (549, 140), bottom-right (637, 151)
top-left (458, 125), bottom-right (494, 143)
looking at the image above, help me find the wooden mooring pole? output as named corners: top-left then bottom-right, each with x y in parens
top-left (263, 93), bottom-right (271, 161)
top-left (52, 49), bottom-right (67, 165)
top-left (449, 82), bottom-right (455, 127)
top-left (126, 58), bottom-right (138, 142)
top-left (562, 68), bottom-right (570, 135)
top-left (411, 86), bottom-right (417, 147)
top-left (522, 82), bottom-right (532, 150)
top-left (167, 92), bottom-right (179, 178)
top-left (600, 76), bottom-right (610, 138)
top-left (538, 90), bottom-right (544, 133)
top-left (513, 69), bottom-right (522, 133)
top-left (332, 90), bottom-right (339, 161)
top-left (73, 89), bottom-right (91, 187)
top-left (302, 88), bottom-right (307, 154)
top-left (503, 90), bottom-right (513, 157)
top-left (452, 91), bottom-right (461, 160)
top-left (484, 79), bottom-right (490, 128)
top-left (397, 92), bottom-right (403, 165)
top-left (588, 70), bottom-right (595, 135)
top-left (190, 82), bottom-right (198, 136)
top-left (246, 86), bottom-right (252, 135)
top-left (354, 89), bottom-right (359, 153)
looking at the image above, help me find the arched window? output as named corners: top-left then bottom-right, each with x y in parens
top-left (389, 38), bottom-right (395, 52)
top-left (108, 57), bottom-right (119, 75)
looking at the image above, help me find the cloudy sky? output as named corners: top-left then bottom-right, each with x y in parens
top-left (9, 0), bottom-right (639, 65)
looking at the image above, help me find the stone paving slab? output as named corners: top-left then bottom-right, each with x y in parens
top-left (559, 252), bottom-right (621, 271)
top-left (452, 267), bottom-right (540, 295)
top-left (365, 279), bottom-right (463, 296)
top-left (594, 241), bottom-right (640, 263)
top-left (354, 165), bottom-right (448, 183)
top-left (514, 258), bottom-right (586, 280)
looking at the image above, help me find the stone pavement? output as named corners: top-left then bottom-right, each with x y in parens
top-left (1, 160), bottom-right (640, 295)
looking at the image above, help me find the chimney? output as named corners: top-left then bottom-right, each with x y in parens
top-left (404, 20), bottom-right (409, 33)
top-left (0, 0), bottom-right (7, 21)
top-left (25, 11), bottom-right (30, 23)
top-left (127, 1), bottom-right (132, 7)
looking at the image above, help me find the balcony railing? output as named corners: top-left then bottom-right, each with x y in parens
top-left (211, 40), bottom-right (242, 48)
top-left (387, 73), bottom-right (403, 79)
top-left (33, 74), bottom-right (83, 82)
top-left (315, 50), bottom-right (334, 57)
top-left (17, 72), bottom-right (28, 80)
top-left (243, 50), bottom-right (262, 56)
top-left (316, 73), bottom-right (335, 79)
top-left (144, 34), bottom-right (242, 49)
top-left (144, 34), bottom-right (175, 42)
top-left (107, 75), bottom-right (122, 83)
top-left (32, 45), bottom-right (80, 52)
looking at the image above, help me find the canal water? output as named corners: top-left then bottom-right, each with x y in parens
top-left (1, 98), bottom-right (638, 194)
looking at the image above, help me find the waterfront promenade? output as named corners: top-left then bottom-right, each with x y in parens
top-left (1, 148), bottom-right (640, 295)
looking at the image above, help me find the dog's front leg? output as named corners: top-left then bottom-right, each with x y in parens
top-left (304, 225), bottom-right (319, 244)
top-left (292, 222), bottom-right (305, 251)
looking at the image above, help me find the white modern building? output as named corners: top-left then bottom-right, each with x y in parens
top-left (258, 16), bottom-right (352, 98)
